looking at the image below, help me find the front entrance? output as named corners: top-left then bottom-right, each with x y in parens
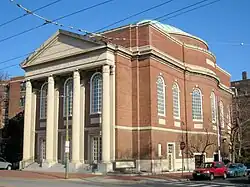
top-left (167, 143), bottom-right (174, 171)
top-left (91, 136), bottom-right (102, 163)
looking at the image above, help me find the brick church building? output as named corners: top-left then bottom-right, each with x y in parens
top-left (20, 20), bottom-right (232, 173)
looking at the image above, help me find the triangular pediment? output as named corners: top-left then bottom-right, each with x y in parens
top-left (21, 30), bottom-right (106, 68)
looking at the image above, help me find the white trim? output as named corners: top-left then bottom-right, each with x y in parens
top-left (172, 82), bottom-right (180, 119)
top-left (40, 82), bottom-right (48, 120)
top-left (90, 72), bottom-right (103, 115)
top-left (115, 125), bottom-right (222, 136)
top-left (157, 75), bottom-right (166, 116)
top-left (210, 91), bottom-right (217, 123)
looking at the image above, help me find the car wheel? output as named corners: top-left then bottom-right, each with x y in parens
top-left (210, 173), bottom-right (214, 181)
top-left (223, 172), bottom-right (227, 179)
top-left (6, 165), bottom-right (11, 170)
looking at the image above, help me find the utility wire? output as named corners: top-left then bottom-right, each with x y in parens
top-left (0, 0), bottom-right (63, 28)
top-left (0, 0), bottom-right (246, 72)
top-left (0, 0), bottom-right (115, 45)
top-left (158, 0), bottom-right (221, 22)
top-left (94, 0), bottom-right (176, 32)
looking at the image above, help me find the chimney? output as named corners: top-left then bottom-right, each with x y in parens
top-left (242, 71), bottom-right (247, 80)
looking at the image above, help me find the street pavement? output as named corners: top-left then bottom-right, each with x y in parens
top-left (0, 177), bottom-right (249, 187)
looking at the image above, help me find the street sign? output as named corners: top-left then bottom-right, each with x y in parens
top-left (180, 141), bottom-right (186, 150)
top-left (65, 141), bottom-right (70, 153)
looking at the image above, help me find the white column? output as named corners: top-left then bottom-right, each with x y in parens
top-left (30, 90), bottom-right (37, 161)
top-left (110, 65), bottom-right (116, 161)
top-left (53, 84), bottom-right (59, 162)
top-left (102, 65), bottom-right (111, 163)
top-left (46, 76), bottom-right (55, 163)
top-left (23, 80), bottom-right (32, 162)
top-left (72, 70), bottom-right (81, 163)
top-left (80, 78), bottom-right (85, 163)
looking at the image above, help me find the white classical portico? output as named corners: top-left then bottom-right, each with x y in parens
top-left (20, 29), bottom-right (116, 172)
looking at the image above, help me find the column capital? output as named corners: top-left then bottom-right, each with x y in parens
top-left (73, 70), bottom-right (80, 78)
top-left (48, 76), bottom-right (54, 84)
top-left (102, 65), bottom-right (110, 74)
top-left (26, 80), bottom-right (32, 88)
top-left (110, 65), bottom-right (116, 75)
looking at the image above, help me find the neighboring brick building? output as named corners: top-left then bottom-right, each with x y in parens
top-left (20, 20), bottom-right (232, 173)
top-left (231, 71), bottom-right (250, 161)
top-left (8, 76), bottom-right (25, 119)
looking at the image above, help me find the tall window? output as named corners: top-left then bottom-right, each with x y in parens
top-left (90, 73), bottom-right (102, 114)
top-left (192, 88), bottom-right (203, 120)
top-left (157, 76), bottom-right (165, 116)
top-left (219, 101), bottom-right (224, 128)
top-left (210, 92), bottom-right (216, 123)
top-left (40, 83), bottom-right (48, 119)
top-left (172, 83), bottom-right (180, 119)
top-left (64, 78), bottom-right (73, 116)
top-left (227, 105), bottom-right (231, 129)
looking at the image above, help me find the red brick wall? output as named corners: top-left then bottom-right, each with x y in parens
top-left (8, 77), bottom-right (24, 119)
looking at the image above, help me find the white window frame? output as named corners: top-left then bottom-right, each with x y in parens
top-left (172, 82), bottom-right (180, 120)
top-left (90, 72), bottom-right (103, 114)
top-left (210, 92), bottom-right (216, 123)
top-left (219, 101), bottom-right (224, 128)
top-left (157, 76), bottom-right (166, 117)
top-left (63, 77), bottom-right (73, 117)
top-left (192, 88), bottom-right (203, 122)
top-left (40, 82), bottom-right (48, 119)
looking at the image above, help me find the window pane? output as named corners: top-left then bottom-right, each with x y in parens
top-left (91, 74), bottom-right (102, 113)
top-left (40, 84), bottom-right (48, 119)
top-left (173, 84), bottom-right (180, 118)
top-left (192, 89), bottom-right (202, 120)
top-left (157, 76), bottom-right (165, 115)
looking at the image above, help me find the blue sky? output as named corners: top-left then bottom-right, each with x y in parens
top-left (0, 0), bottom-right (249, 81)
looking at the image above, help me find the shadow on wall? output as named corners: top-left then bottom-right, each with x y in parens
top-left (1, 111), bottom-right (24, 169)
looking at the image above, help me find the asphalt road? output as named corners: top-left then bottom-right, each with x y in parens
top-left (0, 176), bottom-right (249, 187)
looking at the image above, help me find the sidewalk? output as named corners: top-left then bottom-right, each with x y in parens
top-left (0, 170), bottom-right (94, 180)
top-left (0, 170), bottom-right (192, 182)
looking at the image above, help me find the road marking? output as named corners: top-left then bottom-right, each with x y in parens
top-left (188, 184), bottom-right (208, 186)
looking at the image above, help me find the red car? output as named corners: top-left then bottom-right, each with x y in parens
top-left (192, 161), bottom-right (228, 180)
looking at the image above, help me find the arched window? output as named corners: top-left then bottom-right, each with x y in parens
top-left (40, 83), bottom-right (48, 119)
top-left (192, 88), bottom-right (203, 120)
top-left (210, 92), bottom-right (216, 123)
top-left (64, 78), bottom-right (73, 117)
top-left (219, 101), bottom-right (224, 128)
top-left (157, 76), bottom-right (165, 116)
top-left (172, 83), bottom-right (180, 119)
top-left (227, 105), bottom-right (231, 130)
top-left (90, 72), bottom-right (102, 114)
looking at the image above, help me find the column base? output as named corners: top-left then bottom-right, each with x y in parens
top-left (20, 159), bottom-right (34, 170)
top-left (42, 160), bottom-right (56, 168)
top-left (98, 162), bottom-right (113, 173)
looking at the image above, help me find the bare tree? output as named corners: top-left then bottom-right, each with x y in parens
top-left (231, 90), bottom-right (250, 162)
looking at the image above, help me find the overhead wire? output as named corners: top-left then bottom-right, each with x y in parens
top-left (94, 0), bottom-right (176, 32)
top-left (0, 0), bottom-right (115, 45)
top-left (0, 0), bottom-right (63, 28)
top-left (0, 0), bottom-right (248, 72)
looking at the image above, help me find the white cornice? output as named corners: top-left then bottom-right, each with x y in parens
top-left (184, 44), bottom-right (216, 61)
top-left (215, 64), bottom-right (231, 76)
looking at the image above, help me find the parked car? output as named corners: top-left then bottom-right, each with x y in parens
top-left (237, 163), bottom-right (248, 176)
top-left (192, 161), bottom-right (228, 180)
top-left (244, 163), bottom-right (250, 175)
top-left (227, 163), bottom-right (247, 177)
top-left (0, 157), bottom-right (12, 170)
